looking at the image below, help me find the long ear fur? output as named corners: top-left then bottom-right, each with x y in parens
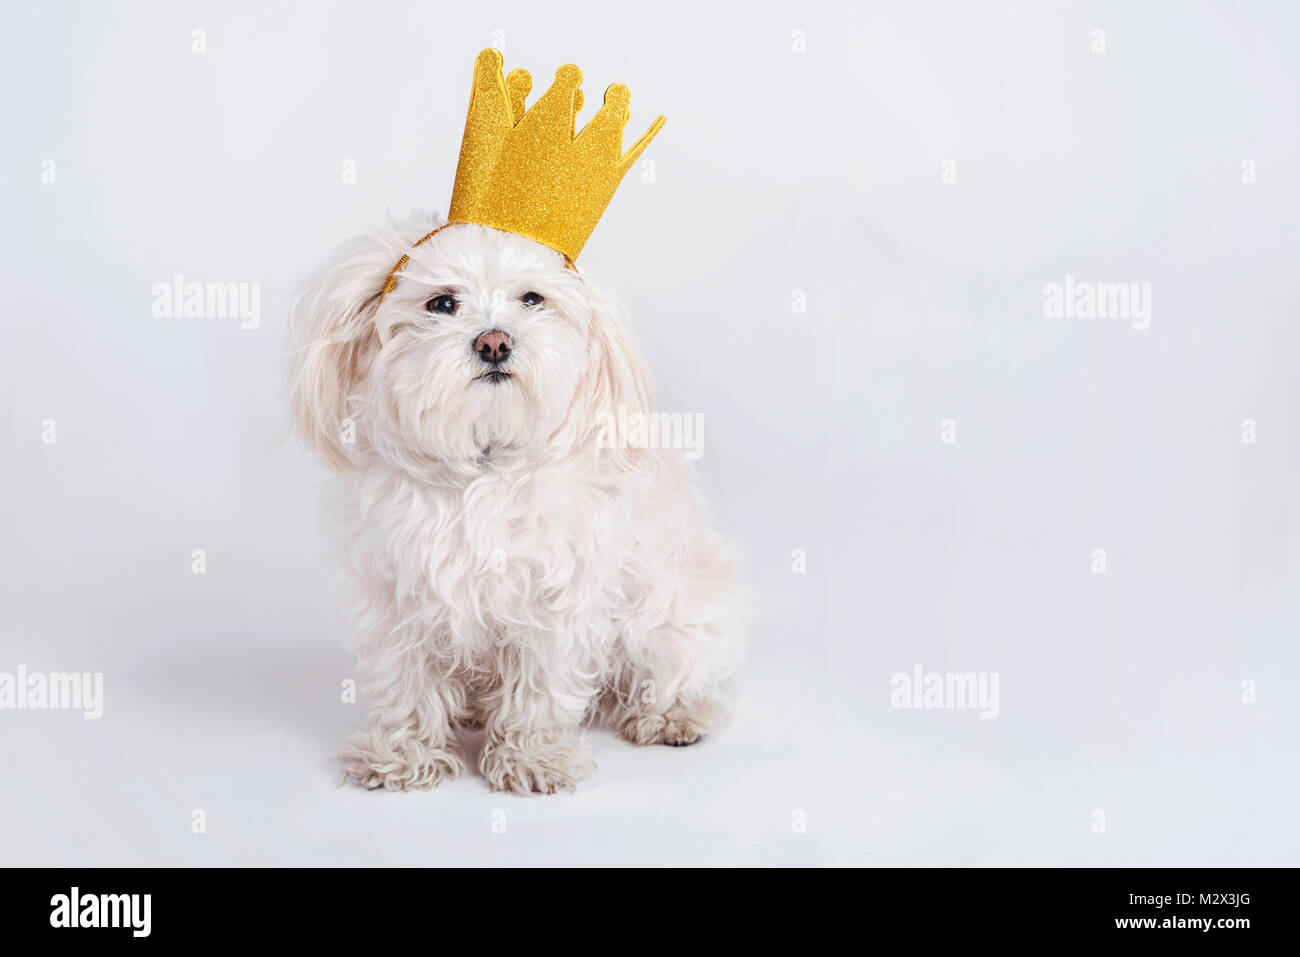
top-left (287, 215), bottom-right (436, 473)
top-left (574, 274), bottom-right (656, 472)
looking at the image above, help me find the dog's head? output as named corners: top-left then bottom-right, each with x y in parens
top-left (289, 214), bottom-right (653, 475)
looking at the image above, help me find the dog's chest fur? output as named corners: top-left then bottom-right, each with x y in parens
top-left (346, 461), bottom-right (631, 645)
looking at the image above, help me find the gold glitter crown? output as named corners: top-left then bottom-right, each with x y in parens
top-left (446, 48), bottom-right (665, 262)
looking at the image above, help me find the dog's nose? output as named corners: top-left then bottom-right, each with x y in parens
top-left (474, 330), bottom-right (512, 365)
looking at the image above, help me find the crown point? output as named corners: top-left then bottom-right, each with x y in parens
top-left (506, 68), bottom-right (532, 124)
top-left (554, 64), bottom-right (583, 89)
top-left (603, 83), bottom-right (631, 109)
top-left (475, 47), bottom-right (504, 73)
top-left (618, 113), bottom-right (665, 171)
top-left (507, 67), bottom-right (532, 93)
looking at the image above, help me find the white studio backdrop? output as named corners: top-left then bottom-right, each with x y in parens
top-left (1, 1), bottom-right (1296, 865)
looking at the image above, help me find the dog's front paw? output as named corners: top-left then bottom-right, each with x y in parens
top-left (339, 729), bottom-right (465, 791)
top-left (618, 698), bottom-right (730, 747)
top-left (480, 736), bottom-right (595, 795)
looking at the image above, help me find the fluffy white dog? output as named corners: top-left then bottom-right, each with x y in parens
top-left (289, 212), bottom-right (746, 794)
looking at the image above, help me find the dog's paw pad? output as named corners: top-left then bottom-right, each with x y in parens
top-left (618, 704), bottom-right (723, 747)
top-left (660, 720), bottom-right (703, 747)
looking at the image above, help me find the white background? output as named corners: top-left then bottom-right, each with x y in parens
top-left (2, 0), bottom-right (1296, 866)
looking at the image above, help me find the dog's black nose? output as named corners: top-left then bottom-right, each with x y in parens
top-left (474, 330), bottom-right (511, 365)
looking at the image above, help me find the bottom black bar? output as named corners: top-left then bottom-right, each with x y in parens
top-left (3, 867), bottom-right (1283, 943)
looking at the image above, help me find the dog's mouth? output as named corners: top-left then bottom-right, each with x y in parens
top-left (475, 369), bottom-right (513, 384)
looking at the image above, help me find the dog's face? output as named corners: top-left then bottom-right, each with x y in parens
top-left (290, 217), bottom-right (651, 475)
top-left (371, 224), bottom-right (591, 463)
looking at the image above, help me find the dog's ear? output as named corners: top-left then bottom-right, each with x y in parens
top-left (573, 276), bottom-right (656, 471)
top-left (288, 222), bottom-right (421, 473)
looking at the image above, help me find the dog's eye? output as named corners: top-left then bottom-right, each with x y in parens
top-left (520, 291), bottom-right (545, 308)
top-left (427, 294), bottom-right (458, 315)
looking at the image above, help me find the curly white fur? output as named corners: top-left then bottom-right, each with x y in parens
top-left (288, 212), bottom-right (746, 794)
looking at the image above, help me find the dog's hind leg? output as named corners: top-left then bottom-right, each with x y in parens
top-left (603, 543), bottom-right (748, 747)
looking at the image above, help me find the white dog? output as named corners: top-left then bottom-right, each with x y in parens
top-left (289, 212), bottom-right (746, 794)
